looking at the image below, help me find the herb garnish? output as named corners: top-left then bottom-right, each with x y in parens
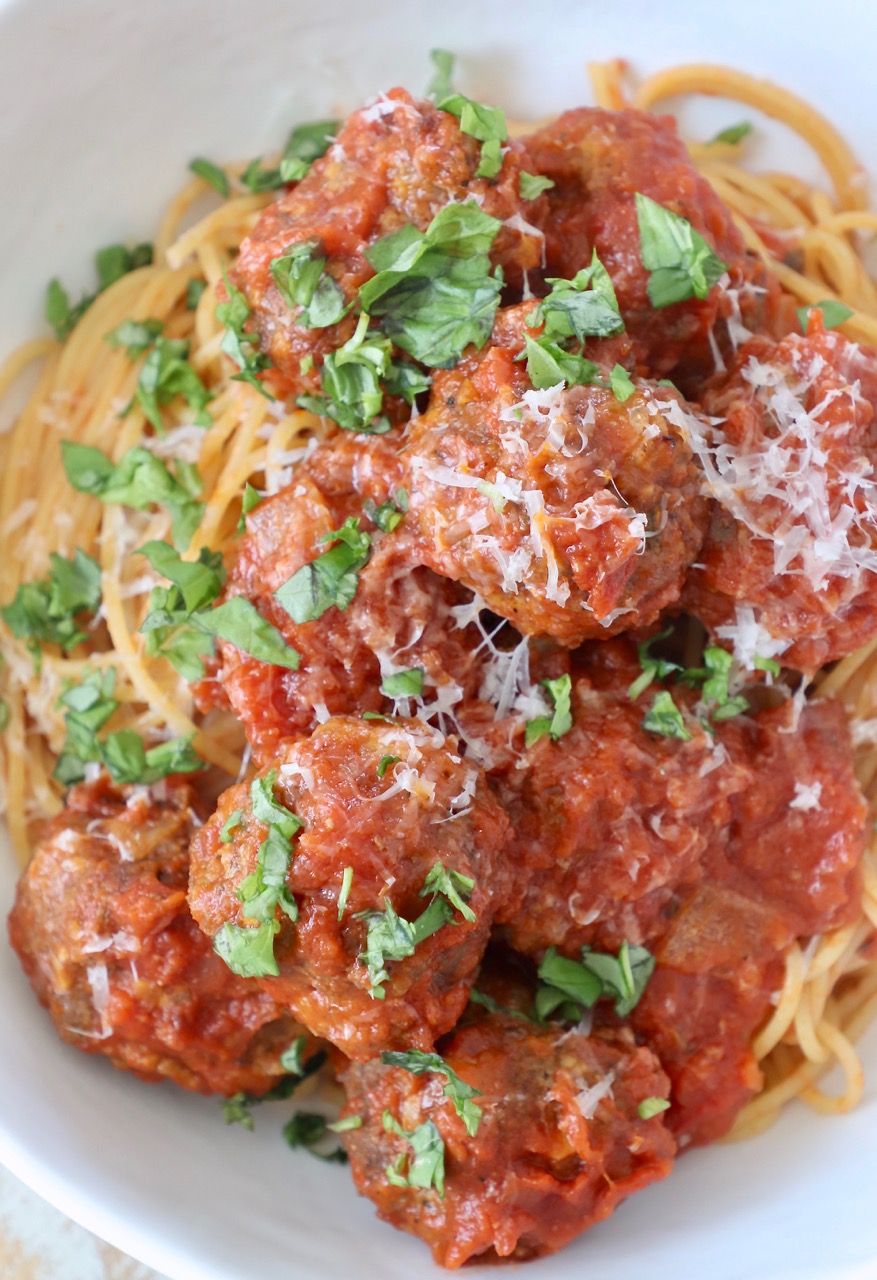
top-left (189, 157), bottom-right (230, 197)
top-left (536, 941), bottom-right (655, 1022)
top-left (383, 1112), bottom-right (445, 1196)
top-left (635, 193), bottom-right (727, 308)
top-left (381, 667), bottom-right (425, 699)
top-left (45, 242), bottom-right (153, 342)
top-left (274, 516), bottom-right (371, 624)
top-left (380, 1049), bottom-right (483, 1135)
top-left (525, 674), bottom-right (573, 746)
top-left (797, 299), bottom-right (854, 332)
top-left (270, 239), bottom-right (349, 329)
top-left (0, 549), bottom-right (101, 667)
top-left (216, 276), bottom-right (274, 398)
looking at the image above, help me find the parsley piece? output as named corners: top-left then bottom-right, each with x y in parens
top-left (383, 1112), bottom-right (445, 1196)
top-left (420, 862), bottom-right (476, 923)
top-left (381, 667), bottom-right (424, 699)
top-left (530, 253), bottom-right (624, 344)
top-left (537, 941), bottom-right (656, 1021)
top-left (282, 1112), bottom-right (348, 1163)
top-left (270, 239), bottom-right (348, 329)
top-left (279, 1035), bottom-right (310, 1075)
top-left (525, 674), bottom-right (573, 747)
top-left (337, 866), bottom-right (354, 920)
top-left (358, 895), bottom-right (454, 999)
top-left (62, 441), bottom-right (204, 552)
top-left (708, 121), bottom-right (753, 146)
top-left (45, 244), bottom-right (153, 342)
top-left (610, 363), bottom-right (636, 402)
top-left (219, 809), bottom-right (244, 843)
top-left (297, 314), bottom-right (394, 433)
top-left (754, 654), bottom-right (781, 677)
top-left (638, 1096), bottom-right (671, 1120)
top-left (214, 771), bottom-right (303, 979)
top-left (279, 119), bottom-right (339, 184)
top-left (469, 988), bottom-right (534, 1023)
top-left (427, 49), bottom-right (455, 102)
top-left (0, 549), bottom-right (101, 664)
top-left (139, 540), bottom-right (224, 612)
top-left (364, 487), bottom-right (408, 534)
top-left (642, 690), bottom-right (691, 741)
top-left (128, 337), bottom-right (212, 433)
top-left (186, 278), bottom-right (207, 310)
top-left (274, 516), bottom-right (371, 624)
top-left (438, 93), bottom-right (507, 180)
top-left (635, 193), bottom-right (727, 308)
top-left (520, 172), bottom-right (555, 200)
top-left (216, 275), bottom-right (274, 398)
top-left (237, 483), bottom-right (263, 534)
top-left (797, 299), bottom-right (854, 332)
top-left (377, 754), bottom-right (400, 779)
top-left (189, 157), bottom-right (229, 197)
top-left (628, 628), bottom-right (681, 699)
top-left (223, 1049), bottom-right (328, 1128)
top-left (240, 156), bottom-right (285, 193)
top-left (524, 335), bottom-right (602, 391)
top-left (358, 204), bottom-right (503, 369)
top-left (380, 1049), bottom-right (482, 1136)
top-left (105, 317), bottom-right (164, 358)
top-left (677, 646), bottom-right (748, 722)
top-left (196, 597), bottom-right (301, 669)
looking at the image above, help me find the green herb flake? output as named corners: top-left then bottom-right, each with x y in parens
top-left (279, 1034), bottom-right (310, 1075)
top-left (0, 549), bottom-right (102, 663)
top-left (797, 299), bottom-right (854, 332)
top-left (381, 667), bottom-right (425, 699)
top-left (189, 157), bottom-right (230, 197)
top-left (382, 1112), bottom-right (445, 1196)
top-left (327, 1115), bottom-right (362, 1134)
top-left (358, 895), bottom-right (453, 999)
top-left (420, 862), bottom-right (476, 923)
top-left (279, 119), bottom-right (340, 184)
top-left (754, 654), bottom-right (782, 677)
top-left (537, 941), bottom-right (656, 1022)
top-left (219, 809), bottom-right (244, 844)
top-left (45, 244), bottom-right (153, 342)
top-left (638, 1096), bottom-right (671, 1120)
top-left (642, 689), bottom-right (691, 741)
top-left (216, 275), bottom-right (274, 399)
top-left (297, 314), bottom-right (394, 433)
top-left (236, 482), bottom-right (263, 534)
top-left (708, 121), bottom-right (753, 146)
top-left (377, 754), bottom-right (400, 779)
top-left (519, 172), bottom-right (555, 200)
top-left (427, 49), bottom-right (455, 102)
top-left (380, 1049), bottom-right (483, 1136)
top-left (628, 627), bottom-right (681, 700)
top-left (270, 239), bottom-right (348, 329)
top-left (525, 674), bottom-right (573, 747)
top-left (274, 516), bottom-right (371, 624)
top-left (186, 278), bottom-right (207, 310)
top-left (635, 193), bottom-right (727, 309)
top-left (529, 252), bottom-right (624, 345)
top-left (129, 336), bottom-right (212, 433)
top-left (363, 487), bottom-right (408, 533)
top-left (609, 363), bottom-right (636, 402)
top-left (337, 865), bottom-right (354, 920)
top-left (105, 317), bottom-right (164, 358)
top-left (283, 1112), bottom-right (348, 1163)
top-left (524, 335), bottom-right (602, 392)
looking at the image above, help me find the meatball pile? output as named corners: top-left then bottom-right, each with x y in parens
top-left (9, 82), bottom-right (876, 1269)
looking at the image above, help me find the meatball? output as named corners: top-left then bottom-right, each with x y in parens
top-left (201, 433), bottom-right (485, 764)
top-left (682, 321), bottom-right (877, 670)
top-left (8, 778), bottom-right (304, 1096)
top-left (187, 717), bottom-right (513, 1059)
top-left (232, 88), bottom-right (547, 394)
top-left (340, 1014), bottom-right (675, 1267)
top-left (402, 309), bottom-right (708, 646)
top-left (524, 107), bottom-right (781, 385)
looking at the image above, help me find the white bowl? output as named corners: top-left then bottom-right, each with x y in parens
top-left (1, 1), bottom-right (876, 1277)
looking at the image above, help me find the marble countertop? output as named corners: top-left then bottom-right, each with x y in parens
top-left (0, 1163), bottom-right (165, 1280)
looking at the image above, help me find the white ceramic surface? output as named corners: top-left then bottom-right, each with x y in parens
top-left (1, 1), bottom-right (876, 1277)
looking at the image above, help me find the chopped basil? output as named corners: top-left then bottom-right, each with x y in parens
top-left (127, 336), bottom-right (212, 433)
top-left (426, 48), bottom-right (455, 102)
top-left (678, 645), bottom-right (748, 722)
top-left (797, 299), bottom-right (854, 332)
top-left (53, 667), bottom-right (203, 788)
top-left (377, 754), bottom-right (400, 779)
top-left (383, 1112), bottom-right (445, 1196)
top-left (105, 317), bottom-right (164, 358)
top-left (530, 253), bottom-right (624, 344)
top-left (337, 865), bottom-right (354, 920)
top-left (45, 243), bottom-right (153, 342)
top-left (537, 940), bottom-right (655, 1021)
top-left (364, 487), bottom-right (408, 534)
top-left (270, 239), bottom-right (349, 329)
top-left (216, 275), bottom-right (274, 399)
top-left (186, 278), bottom-right (207, 310)
top-left (219, 808), bottom-right (244, 843)
top-left (274, 516), bottom-right (371, 624)
top-left (468, 988), bottom-right (534, 1023)
top-left (240, 156), bottom-right (285, 193)
top-left (0, 549), bottom-right (101, 664)
top-left (222, 1051), bottom-right (327, 1128)
top-left (635, 193), bottom-right (727, 308)
top-left (328, 1115), bottom-right (362, 1134)
top-left (279, 1035), bottom-right (310, 1076)
top-left (139, 540), bottom-right (225, 612)
top-left (519, 172), bottom-right (555, 200)
top-left (609, 363), bottom-right (636, 402)
top-left (420, 861), bottom-right (476, 923)
top-left (236, 482), bottom-right (263, 533)
top-left (197, 597), bottom-right (302, 667)
top-left (381, 667), bottom-right (424, 699)
top-left (628, 627), bottom-right (681, 699)
top-left (524, 335), bottom-right (602, 392)
top-left (380, 1049), bottom-right (482, 1136)
top-left (297, 314), bottom-right (396, 433)
top-left (525, 674), bottom-right (573, 747)
top-left (214, 771), bottom-right (303, 979)
top-left (189, 157), bottom-right (229, 197)
top-left (279, 119), bottom-right (339, 184)
top-left (62, 441), bottom-right (204, 551)
top-left (708, 121), bottom-right (753, 146)
top-left (358, 203), bottom-right (503, 369)
top-left (358, 895), bottom-right (454, 999)
top-left (642, 690), bottom-right (691, 741)
top-left (284, 1112), bottom-right (348, 1163)
top-left (754, 654), bottom-right (781, 677)
top-left (638, 1096), bottom-right (670, 1119)
top-left (438, 92), bottom-right (508, 181)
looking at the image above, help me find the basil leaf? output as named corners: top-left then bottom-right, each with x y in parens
top-left (642, 690), bottom-right (691, 741)
top-left (105, 317), bottom-right (164, 358)
top-left (380, 1049), bottom-right (483, 1136)
top-left (525, 674), bottom-right (573, 746)
top-left (138, 541), bottom-right (224, 612)
top-left (270, 239), bottom-right (348, 329)
top-left (45, 244), bottom-right (153, 342)
top-left (189, 157), bottom-right (229, 197)
top-left (381, 667), bottom-right (424, 698)
top-left (62, 441), bottom-right (205, 552)
top-left (274, 516), bottom-right (371, 624)
top-left (519, 172), bottom-right (555, 200)
top-left (382, 1112), bottom-right (445, 1196)
top-left (216, 275), bottom-right (274, 399)
top-left (96, 243), bottom-right (152, 290)
top-left (213, 920), bottom-right (280, 978)
top-left (580, 941), bottom-right (656, 1017)
top-left (219, 809), bottom-right (244, 843)
top-left (635, 193), bottom-right (727, 308)
top-left (240, 156), bottom-right (284, 193)
top-left (638, 1096), bottom-right (671, 1119)
top-left (197, 598), bottom-right (300, 670)
top-left (524, 335), bottom-right (602, 391)
top-left (754, 654), bottom-right (781, 677)
top-left (530, 253), bottom-right (624, 344)
top-left (708, 122), bottom-right (753, 146)
top-left (628, 627), bottom-right (681, 699)
top-left (237, 482), bottom-right (263, 533)
top-left (130, 336), bottom-right (212, 433)
top-left (0, 549), bottom-right (102, 661)
top-left (609, 363), bottom-right (636, 402)
top-left (358, 894), bottom-right (453, 999)
top-left (186, 279), bottom-right (207, 310)
top-left (797, 299), bottom-right (854, 332)
top-left (363, 487), bottom-right (408, 533)
top-left (377, 754), bottom-right (400, 778)
top-left (420, 861), bottom-right (476, 922)
top-left (438, 91), bottom-right (507, 180)
top-left (475, 137), bottom-right (503, 179)
top-left (537, 947), bottom-right (604, 1009)
top-left (283, 1112), bottom-right (349, 1163)
top-left (337, 865), bottom-right (354, 919)
top-left (427, 49), bottom-right (455, 102)
top-left (297, 315), bottom-right (393, 433)
top-left (279, 119), bottom-right (339, 184)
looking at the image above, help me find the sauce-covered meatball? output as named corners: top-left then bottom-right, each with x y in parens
top-left (402, 309), bottom-right (707, 645)
top-left (340, 1014), bottom-right (674, 1267)
top-left (187, 717), bottom-right (513, 1059)
top-left (232, 88), bottom-right (547, 394)
top-left (523, 107), bottom-right (780, 384)
top-left (8, 778), bottom-right (304, 1096)
top-left (682, 320), bottom-right (877, 671)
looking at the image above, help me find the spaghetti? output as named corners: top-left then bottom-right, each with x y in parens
top-left (1, 61), bottom-right (876, 1169)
